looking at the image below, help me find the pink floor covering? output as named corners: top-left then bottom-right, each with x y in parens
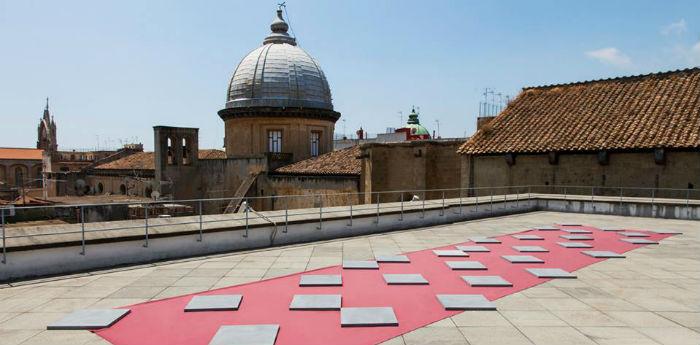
top-left (96, 225), bottom-right (672, 345)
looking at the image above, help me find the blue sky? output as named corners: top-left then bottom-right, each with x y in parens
top-left (1, 0), bottom-right (699, 150)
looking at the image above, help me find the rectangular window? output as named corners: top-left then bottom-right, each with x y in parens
top-left (310, 131), bottom-right (320, 157)
top-left (268, 130), bottom-right (282, 153)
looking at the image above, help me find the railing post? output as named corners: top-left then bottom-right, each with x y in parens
top-left (474, 189), bottom-right (478, 212)
top-left (686, 189), bottom-right (691, 219)
top-left (458, 188), bottom-right (463, 214)
top-left (440, 191), bottom-right (445, 216)
top-left (651, 188), bottom-right (655, 218)
top-left (317, 196), bottom-right (323, 230)
top-left (80, 206), bottom-right (86, 255)
top-left (619, 188), bottom-right (623, 216)
top-left (527, 185), bottom-right (531, 206)
top-left (564, 186), bottom-right (567, 200)
top-left (490, 188), bottom-right (493, 213)
top-left (143, 203), bottom-right (149, 247)
top-left (197, 200), bottom-right (203, 242)
top-left (399, 193), bottom-right (404, 221)
top-left (515, 188), bottom-right (519, 208)
top-left (421, 192), bottom-right (425, 219)
top-left (243, 199), bottom-right (249, 238)
top-left (591, 186), bottom-right (594, 202)
top-left (375, 193), bottom-right (380, 224)
top-left (284, 197), bottom-right (289, 233)
top-left (1, 207), bottom-right (6, 264)
top-left (347, 198), bottom-right (353, 227)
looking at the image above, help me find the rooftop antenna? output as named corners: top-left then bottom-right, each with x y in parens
top-left (434, 119), bottom-right (440, 138)
top-left (278, 2), bottom-right (297, 44)
top-left (398, 111), bottom-right (403, 125)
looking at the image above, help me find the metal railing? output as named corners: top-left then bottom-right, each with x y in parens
top-left (0, 184), bottom-right (698, 264)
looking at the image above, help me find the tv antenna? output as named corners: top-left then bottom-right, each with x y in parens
top-left (398, 111), bottom-right (403, 125)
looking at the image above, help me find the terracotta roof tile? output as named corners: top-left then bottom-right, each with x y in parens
top-left (0, 148), bottom-right (44, 160)
top-left (95, 149), bottom-right (226, 170)
top-left (458, 68), bottom-right (700, 155)
top-left (274, 146), bottom-right (361, 176)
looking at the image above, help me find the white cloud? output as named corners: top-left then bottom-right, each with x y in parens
top-left (585, 47), bottom-right (632, 67)
top-left (661, 19), bottom-right (687, 35)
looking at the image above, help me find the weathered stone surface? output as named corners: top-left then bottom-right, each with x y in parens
top-left (383, 274), bottom-right (429, 285)
top-left (502, 255), bottom-right (544, 263)
top-left (619, 232), bottom-right (650, 237)
top-left (342, 260), bottom-right (379, 269)
top-left (445, 261), bottom-right (487, 270)
top-left (470, 237), bottom-right (501, 244)
top-left (526, 268), bottom-right (577, 279)
top-left (562, 229), bottom-right (592, 234)
top-left (512, 234), bottom-right (544, 240)
top-left (289, 294), bottom-right (341, 310)
top-left (375, 255), bottom-right (410, 263)
top-left (620, 238), bottom-right (659, 244)
top-left (456, 245), bottom-right (490, 252)
top-left (512, 246), bottom-right (549, 252)
top-left (560, 234), bottom-right (593, 240)
top-left (47, 309), bottom-right (130, 330)
top-left (299, 275), bottom-right (342, 286)
top-left (462, 275), bottom-right (513, 287)
top-left (436, 294), bottom-right (496, 310)
top-left (185, 295), bottom-right (242, 312)
top-left (557, 242), bottom-right (593, 248)
top-left (581, 251), bottom-right (625, 258)
top-left (433, 250), bottom-right (469, 257)
top-left (535, 225), bottom-right (559, 231)
top-left (208, 325), bottom-right (279, 345)
top-left (340, 307), bottom-right (398, 327)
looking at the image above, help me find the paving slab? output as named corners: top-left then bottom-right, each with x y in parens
top-left (340, 307), bottom-right (398, 327)
top-left (436, 294), bottom-right (496, 310)
top-left (559, 223), bottom-right (582, 226)
top-left (534, 225), bottom-right (559, 231)
top-left (560, 235), bottom-right (594, 240)
top-left (512, 246), bottom-right (549, 252)
top-left (526, 268), bottom-right (577, 279)
top-left (383, 274), bottom-right (429, 285)
top-left (289, 294), bottom-right (341, 310)
top-left (433, 250), bottom-right (469, 257)
top-left (502, 255), bottom-right (544, 263)
top-left (562, 229), bottom-right (592, 234)
top-left (445, 261), bottom-right (487, 270)
top-left (342, 260), bottom-right (379, 269)
top-left (456, 245), bottom-right (490, 252)
top-left (46, 309), bottom-right (130, 330)
top-left (469, 237), bottom-right (501, 244)
top-left (512, 234), bottom-right (543, 240)
top-left (619, 232), bottom-right (650, 237)
top-left (375, 255), bottom-right (410, 263)
top-left (651, 229), bottom-right (683, 234)
top-left (462, 275), bottom-right (513, 287)
top-left (299, 275), bottom-right (342, 286)
top-left (208, 324), bottom-right (279, 345)
top-left (557, 242), bottom-right (593, 248)
top-left (184, 295), bottom-right (242, 312)
top-left (581, 251), bottom-right (626, 258)
top-left (620, 238), bottom-right (659, 245)
top-left (600, 227), bottom-right (625, 231)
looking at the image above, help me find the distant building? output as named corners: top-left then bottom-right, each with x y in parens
top-left (395, 107), bottom-right (431, 140)
top-left (458, 68), bottom-right (700, 196)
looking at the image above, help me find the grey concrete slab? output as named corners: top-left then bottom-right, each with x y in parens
top-left (456, 245), bottom-right (490, 252)
top-left (375, 255), bottom-right (410, 263)
top-left (619, 232), bottom-right (650, 237)
top-left (462, 275), bottom-right (513, 287)
top-left (512, 234), bottom-right (544, 240)
top-left (560, 234), bottom-right (594, 240)
top-left (652, 229), bottom-right (683, 234)
top-left (535, 225), bottom-right (560, 231)
top-left (559, 223), bottom-right (582, 226)
top-left (436, 294), bottom-right (496, 310)
top-left (562, 229), bottom-right (592, 234)
top-left (289, 294), bottom-right (341, 310)
top-left (512, 246), bottom-right (549, 252)
top-left (340, 307), bottom-right (398, 327)
top-left (526, 268), bottom-right (577, 279)
top-left (208, 324), bottom-right (279, 345)
top-left (502, 255), bottom-right (544, 263)
top-left (343, 260), bottom-right (379, 269)
top-left (582, 251), bottom-right (626, 258)
top-left (185, 295), bottom-right (242, 312)
top-left (47, 309), bottom-right (130, 330)
top-left (383, 273), bottom-right (429, 285)
top-left (601, 227), bottom-right (625, 231)
top-left (299, 274), bottom-right (342, 286)
top-left (557, 242), bottom-right (593, 248)
top-left (445, 261), bottom-right (487, 270)
top-left (620, 238), bottom-right (659, 244)
top-left (470, 237), bottom-right (501, 244)
top-left (433, 250), bottom-right (469, 257)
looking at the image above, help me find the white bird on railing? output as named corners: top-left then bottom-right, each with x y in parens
top-left (411, 195), bottom-right (420, 202)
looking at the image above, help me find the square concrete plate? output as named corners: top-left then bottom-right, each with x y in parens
top-left (340, 307), bottom-right (398, 327)
top-left (208, 324), bottom-right (279, 345)
top-left (47, 309), bottom-right (130, 330)
top-left (512, 234), bottom-right (543, 240)
top-left (289, 294), bottom-right (341, 310)
top-left (526, 268), bottom-right (577, 279)
top-left (502, 255), bottom-right (544, 263)
top-left (534, 225), bottom-right (559, 231)
top-left (582, 250), bottom-right (626, 258)
top-left (619, 232), bottom-right (650, 237)
top-left (383, 273), bottom-right (429, 285)
top-left (601, 227), bottom-right (625, 231)
top-left (557, 242), bottom-right (593, 248)
top-left (512, 245), bottom-right (549, 252)
top-left (560, 223), bottom-right (582, 226)
top-left (470, 237), bottom-right (501, 244)
top-left (462, 275), bottom-right (513, 287)
top-left (562, 229), bottom-right (592, 234)
top-left (560, 234), bottom-right (593, 241)
top-left (433, 250), bottom-right (469, 257)
top-left (652, 229), bottom-right (683, 234)
top-left (343, 260), bottom-right (379, 269)
top-left (185, 295), bottom-right (243, 312)
top-left (436, 294), bottom-right (496, 310)
top-left (456, 245), bottom-right (490, 252)
top-left (375, 255), bottom-right (410, 263)
top-left (620, 238), bottom-right (659, 244)
top-left (299, 274), bottom-right (342, 286)
top-left (445, 261), bottom-right (487, 270)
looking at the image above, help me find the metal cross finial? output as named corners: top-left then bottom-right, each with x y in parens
top-left (278, 2), bottom-right (286, 10)
top-left (45, 97), bottom-right (49, 110)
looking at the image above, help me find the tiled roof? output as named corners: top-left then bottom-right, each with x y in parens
top-left (274, 146), bottom-right (361, 176)
top-left (458, 68), bottom-right (700, 155)
top-left (0, 148), bottom-right (43, 160)
top-left (95, 149), bottom-right (226, 170)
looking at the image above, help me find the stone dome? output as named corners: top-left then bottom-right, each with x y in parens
top-left (225, 9), bottom-right (334, 111)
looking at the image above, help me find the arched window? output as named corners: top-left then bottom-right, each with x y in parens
top-left (119, 184), bottom-right (127, 195)
top-left (96, 182), bottom-right (104, 194)
top-left (145, 187), bottom-right (153, 198)
top-left (182, 137), bottom-right (190, 165)
top-left (167, 137), bottom-right (174, 165)
top-left (14, 166), bottom-right (26, 187)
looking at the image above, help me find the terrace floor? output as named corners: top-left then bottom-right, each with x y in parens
top-left (0, 211), bottom-right (698, 345)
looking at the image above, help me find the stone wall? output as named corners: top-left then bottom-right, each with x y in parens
top-left (461, 150), bottom-right (700, 198)
top-left (256, 174), bottom-right (360, 210)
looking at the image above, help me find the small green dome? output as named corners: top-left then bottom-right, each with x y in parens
top-left (404, 107), bottom-right (430, 136)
